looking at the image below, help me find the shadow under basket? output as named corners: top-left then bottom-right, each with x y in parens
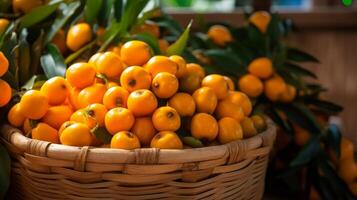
top-left (0, 118), bottom-right (276, 200)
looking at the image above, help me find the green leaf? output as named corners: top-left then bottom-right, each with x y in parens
top-left (65, 40), bottom-right (96, 64)
top-left (247, 25), bottom-right (266, 56)
top-left (204, 49), bottom-right (245, 76)
top-left (84, 0), bottom-right (103, 24)
top-left (318, 160), bottom-right (356, 200)
top-left (270, 107), bottom-right (293, 134)
top-left (97, 0), bottom-right (115, 26)
top-left (306, 99), bottom-right (343, 115)
top-left (277, 103), bottom-right (322, 134)
top-left (285, 62), bottom-right (317, 79)
top-left (290, 136), bottom-right (321, 166)
top-left (132, 32), bottom-right (161, 55)
top-left (324, 124), bottom-right (341, 158)
top-left (113, 0), bottom-right (123, 21)
top-left (136, 7), bottom-right (161, 25)
top-left (18, 29), bottom-right (31, 86)
top-left (266, 13), bottom-right (281, 45)
top-left (99, 0), bottom-right (149, 51)
top-left (167, 20), bottom-right (192, 56)
top-left (45, 1), bottom-right (80, 43)
top-left (40, 44), bottom-right (66, 78)
top-left (154, 16), bottom-right (183, 36)
top-left (30, 30), bottom-right (45, 76)
top-left (0, 21), bottom-right (14, 50)
top-left (0, 0), bottom-right (11, 12)
top-left (0, 144), bottom-right (10, 199)
top-left (92, 126), bottom-right (112, 144)
top-left (19, 1), bottom-right (62, 29)
top-left (287, 47), bottom-right (319, 63)
top-left (182, 137), bottom-right (204, 148)
top-left (21, 75), bottom-right (47, 90)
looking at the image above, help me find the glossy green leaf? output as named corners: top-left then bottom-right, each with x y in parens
top-left (137, 7), bottom-right (161, 25)
top-left (267, 13), bottom-right (281, 45)
top-left (247, 25), bottom-right (266, 56)
top-left (270, 107), bottom-right (293, 135)
top-left (0, 21), bottom-right (14, 50)
top-left (46, 1), bottom-right (80, 43)
top-left (30, 30), bottom-right (45, 76)
top-left (92, 126), bottom-right (112, 144)
top-left (84, 0), bottom-right (102, 24)
top-left (154, 16), bottom-right (183, 36)
top-left (285, 62), bottom-right (317, 79)
top-left (204, 49), bottom-right (245, 76)
top-left (278, 69), bottom-right (303, 90)
top-left (132, 32), bottom-right (161, 55)
top-left (167, 20), bottom-right (192, 56)
top-left (306, 99), bottom-right (343, 115)
top-left (22, 75), bottom-right (47, 90)
top-left (277, 103), bottom-right (322, 134)
top-left (99, 0), bottom-right (149, 51)
top-left (290, 136), bottom-right (321, 166)
top-left (0, 144), bottom-right (10, 199)
top-left (182, 137), bottom-right (204, 148)
top-left (287, 47), bottom-right (319, 63)
top-left (113, 0), bottom-right (123, 21)
top-left (97, 0), bottom-right (115, 26)
top-left (19, 1), bottom-right (62, 29)
top-left (40, 44), bottom-right (66, 78)
top-left (65, 40), bottom-right (96, 64)
top-left (0, 0), bottom-right (11, 12)
top-left (18, 29), bottom-right (31, 86)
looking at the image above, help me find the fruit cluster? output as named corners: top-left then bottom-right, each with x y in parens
top-left (0, 52), bottom-right (11, 107)
top-left (238, 57), bottom-right (297, 103)
top-left (8, 40), bottom-right (267, 150)
top-left (205, 11), bottom-right (296, 103)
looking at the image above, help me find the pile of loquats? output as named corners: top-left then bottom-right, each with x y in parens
top-left (7, 40), bottom-right (267, 150)
top-left (0, 52), bottom-right (11, 108)
top-left (238, 57), bottom-right (296, 103)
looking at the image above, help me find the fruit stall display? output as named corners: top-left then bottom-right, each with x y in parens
top-left (0, 0), bottom-right (277, 199)
top-left (181, 10), bottom-right (357, 199)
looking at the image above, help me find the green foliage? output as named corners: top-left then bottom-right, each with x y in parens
top-left (40, 44), bottom-right (66, 78)
top-left (99, 0), bottom-right (150, 51)
top-left (19, 1), bottom-right (62, 29)
top-left (45, 1), bottom-right (80, 43)
top-left (167, 20), bottom-right (192, 56)
top-left (84, 0), bottom-right (102, 24)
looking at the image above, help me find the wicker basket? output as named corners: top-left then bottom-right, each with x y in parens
top-left (0, 118), bottom-right (276, 200)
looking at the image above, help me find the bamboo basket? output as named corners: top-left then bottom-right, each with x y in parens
top-left (0, 118), bottom-right (276, 200)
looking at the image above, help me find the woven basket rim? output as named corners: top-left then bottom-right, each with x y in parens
top-left (0, 117), bottom-right (276, 164)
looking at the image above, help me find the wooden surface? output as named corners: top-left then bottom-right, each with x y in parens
top-left (289, 29), bottom-right (357, 144)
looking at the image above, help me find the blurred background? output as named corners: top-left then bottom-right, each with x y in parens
top-left (159, 0), bottom-right (357, 145)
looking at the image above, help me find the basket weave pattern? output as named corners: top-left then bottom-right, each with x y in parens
top-left (0, 118), bottom-right (276, 200)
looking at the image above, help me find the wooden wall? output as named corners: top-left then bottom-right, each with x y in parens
top-left (289, 29), bottom-right (357, 144)
top-left (170, 10), bottom-right (357, 143)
